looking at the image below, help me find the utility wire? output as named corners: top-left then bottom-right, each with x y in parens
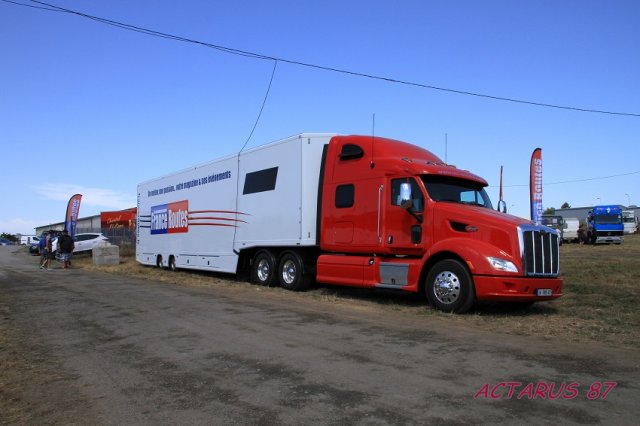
top-left (2, 0), bottom-right (57, 11)
top-left (4, 0), bottom-right (638, 118)
top-left (240, 60), bottom-right (278, 152)
top-left (495, 170), bottom-right (640, 188)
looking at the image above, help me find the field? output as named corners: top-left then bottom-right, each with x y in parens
top-left (75, 234), bottom-right (640, 348)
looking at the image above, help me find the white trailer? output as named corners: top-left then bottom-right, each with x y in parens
top-left (623, 210), bottom-right (638, 234)
top-left (562, 218), bottom-right (579, 242)
top-left (136, 134), bottom-right (334, 273)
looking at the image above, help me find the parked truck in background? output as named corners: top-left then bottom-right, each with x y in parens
top-left (541, 215), bottom-right (564, 243)
top-left (137, 134), bottom-right (563, 313)
top-left (587, 205), bottom-right (624, 244)
top-left (622, 210), bottom-right (638, 234)
top-left (561, 218), bottom-right (580, 243)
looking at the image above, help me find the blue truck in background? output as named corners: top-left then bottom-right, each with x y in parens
top-left (587, 205), bottom-right (624, 244)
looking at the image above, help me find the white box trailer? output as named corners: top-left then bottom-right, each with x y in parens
top-left (136, 133), bottom-right (334, 272)
top-left (562, 218), bottom-right (579, 242)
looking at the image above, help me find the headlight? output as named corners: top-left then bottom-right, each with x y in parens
top-left (487, 257), bottom-right (518, 273)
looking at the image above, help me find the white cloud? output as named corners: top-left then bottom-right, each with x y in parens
top-left (36, 183), bottom-right (135, 210)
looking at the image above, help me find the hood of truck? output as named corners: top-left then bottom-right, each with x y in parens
top-left (430, 202), bottom-right (529, 263)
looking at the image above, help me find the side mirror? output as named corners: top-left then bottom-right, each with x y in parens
top-left (399, 182), bottom-right (423, 223)
top-left (399, 182), bottom-right (412, 209)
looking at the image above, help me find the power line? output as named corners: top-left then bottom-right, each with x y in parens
top-left (240, 60), bottom-right (278, 152)
top-left (2, 0), bottom-right (57, 11)
top-left (496, 170), bottom-right (640, 188)
top-left (3, 0), bottom-right (638, 118)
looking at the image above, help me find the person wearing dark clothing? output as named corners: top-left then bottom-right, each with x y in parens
top-left (39, 231), bottom-right (50, 269)
top-left (58, 230), bottom-right (75, 269)
top-left (577, 222), bottom-right (587, 245)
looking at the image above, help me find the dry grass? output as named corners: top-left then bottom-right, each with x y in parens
top-left (72, 235), bottom-right (640, 348)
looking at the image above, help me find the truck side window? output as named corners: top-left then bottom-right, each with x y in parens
top-left (391, 179), bottom-right (424, 212)
top-left (335, 184), bottom-right (355, 208)
top-left (339, 144), bottom-right (364, 160)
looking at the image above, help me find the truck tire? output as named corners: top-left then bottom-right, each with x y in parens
top-left (252, 250), bottom-right (277, 286)
top-left (278, 251), bottom-right (311, 291)
top-left (426, 259), bottom-right (475, 313)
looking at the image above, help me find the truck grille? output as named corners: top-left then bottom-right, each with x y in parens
top-left (519, 226), bottom-right (560, 277)
top-left (596, 230), bottom-right (624, 237)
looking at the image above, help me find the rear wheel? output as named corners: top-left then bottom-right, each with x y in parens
top-left (426, 259), bottom-right (475, 313)
top-left (278, 251), bottom-right (311, 291)
top-left (252, 250), bottom-right (277, 286)
top-left (156, 255), bottom-right (163, 268)
top-left (168, 256), bottom-right (177, 271)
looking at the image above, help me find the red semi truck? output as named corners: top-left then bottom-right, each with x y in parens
top-left (137, 134), bottom-right (563, 313)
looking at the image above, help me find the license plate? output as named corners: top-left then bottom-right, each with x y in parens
top-left (536, 289), bottom-right (553, 297)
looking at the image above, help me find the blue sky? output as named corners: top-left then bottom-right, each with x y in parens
top-left (1, 0), bottom-right (639, 235)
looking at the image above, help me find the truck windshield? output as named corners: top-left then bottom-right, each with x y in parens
top-left (542, 216), bottom-right (563, 226)
top-left (421, 175), bottom-right (493, 209)
top-left (594, 214), bottom-right (622, 224)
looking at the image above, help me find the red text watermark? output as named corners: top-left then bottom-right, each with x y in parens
top-left (474, 381), bottom-right (617, 400)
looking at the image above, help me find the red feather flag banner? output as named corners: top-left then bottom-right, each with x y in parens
top-left (529, 148), bottom-right (543, 225)
top-left (64, 194), bottom-right (83, 238)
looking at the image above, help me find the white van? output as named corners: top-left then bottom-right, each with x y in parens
top-left (20, 235), bottom-right (39, 245)
top-left (562, 218), bottom-right (579, 243)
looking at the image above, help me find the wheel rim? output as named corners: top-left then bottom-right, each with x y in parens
top-left (281, 259), bottom-right (297, 285)
top-left (257, 259), bottom-right (270, 282)
top-left (433, 270), bottom-right (461, 305)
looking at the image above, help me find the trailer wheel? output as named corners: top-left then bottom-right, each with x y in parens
top-left (156, 255), bottom-right (163, 268)
top-left (426, 259), bottom-right (475, 313)
top-left (278, 251), bottom-right (311, 291)
top-left (252, 250), bottom-right (277, 286)
top-left (168, 256), bottom-right (177, 271)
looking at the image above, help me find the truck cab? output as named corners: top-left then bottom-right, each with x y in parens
top-left (587, 205), bottom-right (624, 244)
top-left (541, 215), bottom-right (564, 243)
top-left (317, 136), bottom-right (562, 313)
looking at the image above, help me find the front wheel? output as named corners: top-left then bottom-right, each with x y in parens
top-left (426, 259), bottom-right (475, 313)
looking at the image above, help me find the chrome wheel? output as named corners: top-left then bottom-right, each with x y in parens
top-left (257, 258), bottom-right (271, 282)
top-left (432, 270), bottom-right (461, 305)
top-left (278, 251), bottom-right (311, 291)
top-left (281, 259), bottom-right (297, 285)
top-left (426, 259), bottom-right (475, 313)
top-left (252, 250), bottom-right (277, 286)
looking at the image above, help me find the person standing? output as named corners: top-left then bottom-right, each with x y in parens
top-left (577, 222), bottom-right (587, 245)
top-left (38, 231), bottom-right (48, 269)
top-left (58, 229), bottom-right (75, 269)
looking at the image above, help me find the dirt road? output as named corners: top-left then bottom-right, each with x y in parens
top-left (1, 246), bottom-right (638, 425)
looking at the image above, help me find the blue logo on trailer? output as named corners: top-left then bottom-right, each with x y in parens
top-left (150, 200), bottom-right (189, 235)
top-left (151, 204), bottom-right (168, 234)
